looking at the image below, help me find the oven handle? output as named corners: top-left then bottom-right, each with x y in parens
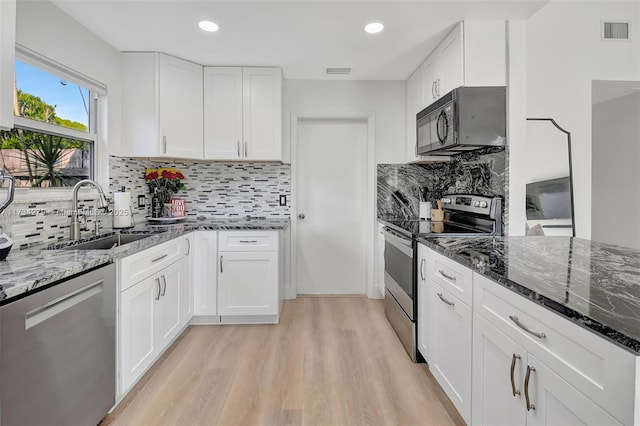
top-left (383, 227), bottom-right (413, 257)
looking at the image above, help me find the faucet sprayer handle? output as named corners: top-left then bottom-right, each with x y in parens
top-left (0, 170), bottom-right (15, 215)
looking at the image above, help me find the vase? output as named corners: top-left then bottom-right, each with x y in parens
top-left (157, 190), bottom-right (174, 217)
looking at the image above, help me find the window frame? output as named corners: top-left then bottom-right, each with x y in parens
top-left (4, 45), bottom-right (107, 195)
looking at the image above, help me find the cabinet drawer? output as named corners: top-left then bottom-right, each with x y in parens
top-left (218, 231), bottom-right (278, 252)
top-left (473, 273), bottom-right (637, 425)
top-left (120, 237), bottom-right (184, 291)
top-left (428, 249), bottom-right (473, 306)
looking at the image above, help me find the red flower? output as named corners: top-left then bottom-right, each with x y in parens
top-left (176, 172), bottom-right (185, 180)
top-left (145, 171), bottom-right (158, 180)
top-left (161, 170), bottom-right (171, 179)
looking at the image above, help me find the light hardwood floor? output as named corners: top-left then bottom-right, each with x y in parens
top-left (103, 297), bottom-right (464, 426)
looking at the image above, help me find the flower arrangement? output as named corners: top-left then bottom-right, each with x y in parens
top-left (144, 167), bottom-right (186, 202)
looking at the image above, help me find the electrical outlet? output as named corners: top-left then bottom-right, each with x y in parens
top-left (279, 195), bottom-right (287, 206)
top-left (137, 194), bottom-right (146, 208)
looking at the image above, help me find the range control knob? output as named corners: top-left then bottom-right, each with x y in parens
top-left (472, 201), bottom-right (481, 207)
top-left (478, 201), bottom-right (488, 208)
top-left (442, 198), bottom-right (452, 204)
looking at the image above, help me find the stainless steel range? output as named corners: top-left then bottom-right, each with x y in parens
top-left (382, 194), bottom-right (502, 361)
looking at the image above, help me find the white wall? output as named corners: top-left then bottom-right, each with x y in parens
top-left (592, 91), bottom-right (640, 249)
top-left (283, 80), bottom-right (406, 164)
top-left (525, 0), bottom-right (640, 239)
top-left (15, 0), bottom-right (122, 187)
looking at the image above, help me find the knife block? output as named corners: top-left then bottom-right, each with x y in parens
top-left (430, 208), bottom-right (444, 221)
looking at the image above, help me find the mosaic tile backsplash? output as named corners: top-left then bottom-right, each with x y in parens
top-left (378, 147), bottom-right (507, 220)
top-left (0, 157), bottom-right (290, 249)
top-left (109, 156), bottom-right (291, 220)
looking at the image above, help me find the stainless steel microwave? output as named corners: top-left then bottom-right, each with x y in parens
top-left (416, 86), bottom-right (506, 156)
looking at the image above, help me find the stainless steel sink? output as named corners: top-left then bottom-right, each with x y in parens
top-left (61, 233), bottom-right (152, 250)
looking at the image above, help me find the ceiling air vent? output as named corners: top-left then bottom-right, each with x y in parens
top-left (326, 67), bottom-right (351, 75)
top-left (602, 21), bottom-right (630, 40)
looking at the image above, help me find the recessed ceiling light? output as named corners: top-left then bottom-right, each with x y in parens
top-left (198, 20), bottom-right (219, 32)
top-left (364, 22), bottom-right (384, 34)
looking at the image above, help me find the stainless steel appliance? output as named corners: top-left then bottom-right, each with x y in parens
top-left (1, 263), bottom-right (116, 426)
top-left (382, 194), bottom-right (502, 361)
top-left (416, 86), bottom-right (506, 156)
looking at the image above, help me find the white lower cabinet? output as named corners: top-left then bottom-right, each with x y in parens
top-left (417, 243), bottom-right (429, 360)
top-left (193, 231), bottom-right (218, 317)
top-left (118, 237), bottom-right (188, 397)
top-left (428, 282), bottom-right (472, 424)
top-left (472, 313), bottom-right (621, 426)
top-left (217, 230), bottom-right (280, 321)
top-left (218, 251), bottom-right (278, 316)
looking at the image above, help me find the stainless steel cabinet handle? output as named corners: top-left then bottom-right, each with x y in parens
top-left (420, 258), bottom-right (426, 281)
top-left (152, 254), bottom-right (168, 263)
top-left (237, 141), bottom-right (241, 158)
top-left (239, 240), bottom-right (258, 243)
top-left (524, 365), bottom-right (536, 411)
top-left (155, 277), bottom-right (161, 300)
top-left (244, 141), bottom-right (248, 158)
top-left (438, 270), bottom-right (456, 281)
top-left (436, 78), bottom-right (441, 97)
top-left (161, 275), bottom-right (167, 297)
top-left (509, 315), bottom-right (547, 339)
top-left (186, 238), bottom-right (190, 255)
top-left (162, 136), bottom-right (167, 154)
top-left (437, 293), bottom-right (454, 307)
top-left (510, 353), bottom-right (521, 396)
top-left (220, 255), bottom-right (223, 273)
top-left (432, 80), bottom-right (436, 99)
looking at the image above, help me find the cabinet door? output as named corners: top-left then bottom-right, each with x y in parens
top-left (120, 276), bottom-right (157, 394)
top-left (242, 68), bottom-right (282, 161)
top-left (428, 282), bottom-right (472, 423)
top-left (526, 354), bottom-right (623, 426)
top-left (406, 69), bottom-right (421, 162)
top-left (417, 243), bottom-right (429, 361)
top-left (218, 251), bottom-right (278, 316)
top-left (156, 260), bottom-right (183, 348)
top-left (420, 55), bottom-right (440, 107)
top-left (438, 23), bottom-right (464, 96)
top-left (193, 231), bottom-right (218, 316)
top-left (0, 0), bottom-right (15, 130)
top-left (158, 54), bottom-right (203, 159)
top-left (203, 67), bottom-right (243, 160)
top-left (181, 234), bottom-right (194, 325)
top-left (472, 313), bottom-right (527, 426)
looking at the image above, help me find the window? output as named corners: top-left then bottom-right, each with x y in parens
top-left (0, 47), bottom-right (104, 188)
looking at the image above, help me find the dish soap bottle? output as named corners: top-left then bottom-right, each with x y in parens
top-left (151, 188), bottom-right (162, 218)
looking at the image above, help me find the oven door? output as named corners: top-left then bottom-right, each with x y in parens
top-left (382, 227), bottom-right (415, 320)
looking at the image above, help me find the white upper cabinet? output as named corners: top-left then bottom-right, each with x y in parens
top-left (203, 67), bottom-right (243, 160)
top-left (204, 67), bottom-right (282, 161)
top-left (0, 0), bottom-right (16, 130)
top-left (406, 21), bottom-right (506, 163)
top-left (121, 52), bottom-right (203, 159)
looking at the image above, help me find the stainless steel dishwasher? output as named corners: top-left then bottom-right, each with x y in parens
top-left (1, 263), bottom-right (116, 426)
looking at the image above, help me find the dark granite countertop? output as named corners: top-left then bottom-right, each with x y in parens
top-left (418, 236), bottom-right (640, 354)
top-left (0, 218), bottom-right (289, 306)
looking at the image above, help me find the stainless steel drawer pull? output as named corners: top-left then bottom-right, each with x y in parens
top-left (509, 315), bottom-right (547, 339)
top-left (186, 238), bottom-right (190, 255)
top-left (239, 240), bottom-right (258, 243)
top-left (524, 365), bottom-right (536, 411)
top-left (438, 270), bottom-right (457, 281)
top-left (437, 293), bottom-right (454, 307)
top-left (510, 353), bottom-right (521, 396)
top-left (155, 277), bottom-right (161, 301)
top-left (420, 258), bottom-right (426, 281)
top-left (161, 275), bottom-right (167, 297)
top-left (152, 254), bottom-right (168, 263)
top-left (220, 256), bottom-right (223, 273)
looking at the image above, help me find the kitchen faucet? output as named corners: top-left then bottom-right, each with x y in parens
top-left (70, 179), bottom-right (110, 241)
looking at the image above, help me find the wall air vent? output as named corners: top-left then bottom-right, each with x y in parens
top-left (325, 67), bottom-right (351, 75)
top-left (602, 21), bottom-right (630, 40)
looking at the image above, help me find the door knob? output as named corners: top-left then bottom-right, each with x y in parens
top-left (298, 213), bottom-right (306, 219)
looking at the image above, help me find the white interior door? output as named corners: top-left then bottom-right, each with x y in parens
top-left (296, 118), bottom-right (368, 295)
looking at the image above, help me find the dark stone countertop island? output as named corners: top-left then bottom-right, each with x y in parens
top-left (419, 236), bottom-right (640, 354)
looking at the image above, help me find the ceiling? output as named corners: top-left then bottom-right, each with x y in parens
top-left (50, 0), bottom-right (548, 80)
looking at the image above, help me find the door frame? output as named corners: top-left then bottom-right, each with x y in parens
top-left (289, 112), bottom-right (376, 299)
